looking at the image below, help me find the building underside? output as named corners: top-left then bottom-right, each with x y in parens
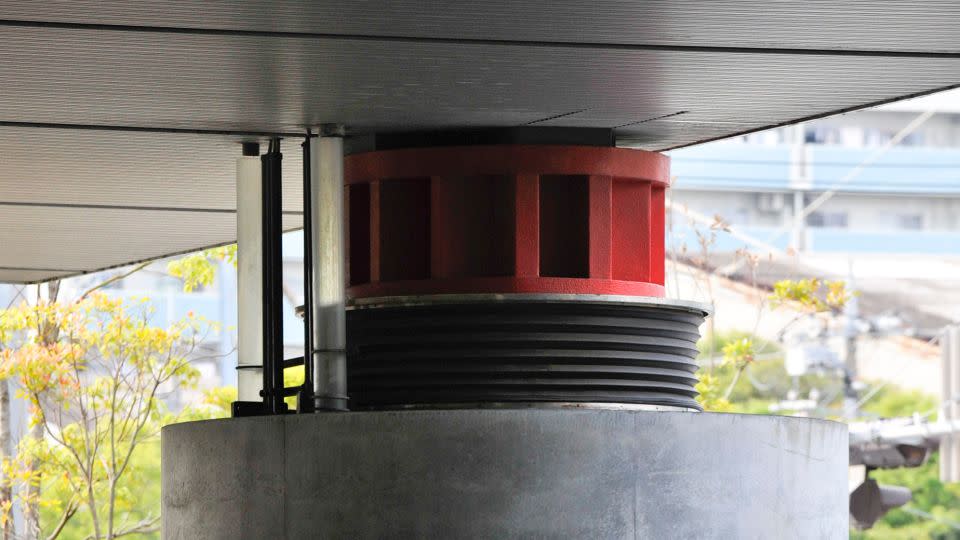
top-left (1, 1), bottom-right (960, 284)
top-left (3, 2), bottom-right (959, 538)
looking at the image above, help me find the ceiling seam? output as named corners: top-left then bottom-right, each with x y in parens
top-left (3, 19), bottom-right (960, 59)
top-left (0, 119), bottom-right (301, 138)
top-left (0, 201), bottom-right (304, 215)
top-left (0, 225), bottom-right (305, 285)
top-left (613, 111), bottom-right (690, 130)
top-left (0, 266), bottom-right (86, 272)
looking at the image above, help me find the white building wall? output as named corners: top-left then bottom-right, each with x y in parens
top-left (672, 189), bottom-right (960, 233)
top-left (670, 190), bottom-right (789, 227)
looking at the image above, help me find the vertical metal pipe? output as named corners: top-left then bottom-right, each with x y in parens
top-left (949, 326), bottom-right (960, 481)
top-left (299, 134), bottom-right (315, 413)
top-left (261, 138), bottom-right (286, 414)
top-left (235, 142), bottom-right (263, 404)
top-left (311, 129), bottom-right (348, 411)
top-left (942, 326), bottom-right (955, 482)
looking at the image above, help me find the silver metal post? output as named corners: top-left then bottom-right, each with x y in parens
top-left (236, 143), bottom-right (264, 403)
top-left (310, 128), bottom-right (348, 411)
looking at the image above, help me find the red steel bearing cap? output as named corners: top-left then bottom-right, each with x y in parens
top-left (345, 143), bottom-right (670, 300)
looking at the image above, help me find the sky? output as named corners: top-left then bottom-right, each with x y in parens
top-left (878, 87), bottom-right (960, 113)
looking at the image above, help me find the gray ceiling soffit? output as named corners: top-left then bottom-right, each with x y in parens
top-left (3, 1), bottom-right (960, 54)
top-left (0, 128), bottom-right (305, 212)
top-left (1, 2), bottom-right (960, 283)
top-left (0, 25), bottom-right (958, 149)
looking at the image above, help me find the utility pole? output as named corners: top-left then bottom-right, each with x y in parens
top-left (843, 264), bottom-right (860, 419)
top-left (789, 122), bottom-right (808, 253)
top-left (941, 325), bottom-right (960, 483)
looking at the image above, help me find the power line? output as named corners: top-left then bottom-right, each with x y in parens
top-left (901, 507), bottom-right (960, 531)
top-left (673, 158), bottom-right (960, 169)
top-left (709, 109), bottom-right (937, 277)
top-left (854, 330), bottom-right (943, 410)
top-left (673, 179), bottom-right (960, 192)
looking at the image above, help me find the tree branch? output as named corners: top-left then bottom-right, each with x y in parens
top-left (111, 515), bottom-right (160, 538)
top-left (77, 262), bottom-right (151, 302)
top-left (45, 500), bottom-right (78, 540)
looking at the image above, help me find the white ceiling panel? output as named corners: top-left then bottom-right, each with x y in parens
top-left (0, 128), bottom-right (304, 212)
top-left (0, 204), bottom-right (302, 282)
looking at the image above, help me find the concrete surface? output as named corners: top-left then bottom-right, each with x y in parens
top-left (162, 410), bottom-right (848, 539)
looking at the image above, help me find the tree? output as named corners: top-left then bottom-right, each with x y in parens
top-left (0, 246), bottom-right (236, 539)
top-left (694, 276), bottom-right (852, 412)
top-left (1, 294), bottom-right (210, 539)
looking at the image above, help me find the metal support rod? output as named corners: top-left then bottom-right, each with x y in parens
top-left (943, 327), bottom-right (955, 482)
top-left (950, 326), bottom-right (960, 480)
top-left (943, 326), bottom-right (960, 482)
top-left (311, 128), bottom-right (348, 411)
top-left (261, 138), bottom-right (286, 414)
top-left (299, 133), bottom-right (315, 413)
top-left (843, 270), bottom-right (860, 419)
top-left (850, 417), bottom-right (960, 445)
top-left (235, 142), bottom-right (263, 404)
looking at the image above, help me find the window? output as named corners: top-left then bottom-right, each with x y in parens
top-left (901, 132), bottom-right (925, 146)
top-left (804, 126), bottom-right (841, 145)
top-left (744, 130), bottom-right (785, 145)
top-left (896, 214), bottom-right (923, 230)
top-left (727, 207), bottom-right (750, 226)
top-left (806, 211), bottom-right (848, 228)
top-left (877, 211), bottom-right (924, 231)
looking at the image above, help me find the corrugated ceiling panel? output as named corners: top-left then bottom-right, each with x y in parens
top-left (0, 270), bottom-right (75, 285)
top-left (0, 4), bottom-right (959, 283)
top-left (0, 205), bottom-right (302, 281)
top-left (0, 128), bottom-right (303, 212)
top-left (4, 1), bottom-right (960, 53)
top-left (0, 26), bottom-right (957, 142)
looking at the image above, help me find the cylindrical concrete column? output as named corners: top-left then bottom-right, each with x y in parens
top-left (163, 410), bottom-right (848, 539)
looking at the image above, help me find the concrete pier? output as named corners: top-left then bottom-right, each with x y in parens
top-left (162, 410), bottom-right (847, 539)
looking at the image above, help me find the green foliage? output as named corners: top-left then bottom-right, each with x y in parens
top-left (0, 247), bottom-right (237, 538)
top-left (696, 332), bottom-right (934, 420)
top-left (770, 278), bottom-right (852, 313)
top-left (38, 442), bottom-right (162, 540)
top-left (40, 388), bottom-right (233, 540)
top-left (861, 386), bottom-right (939, 420)
top-left (721, 336), bottom-right (755, 370)
top-left (284, 365), bottom-right (305, 411)
top-left (166, 245), bottom-right (237, 293)
top-left (694, 373), bottom-right (732, 412)
top-left (697, 332), bottom-right (792, 412)
top-left (0, 292), bottom-right (234, 539)
top-left (698, 331), bottom-right (778, 362)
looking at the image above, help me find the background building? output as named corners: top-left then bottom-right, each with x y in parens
top-left (664, 93), bottom-right (960, 403)
top-left (669, 94), bottom-right (960, 256)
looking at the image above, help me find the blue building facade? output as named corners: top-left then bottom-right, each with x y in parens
top-left (667, 110), bottom-right (960, 255)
